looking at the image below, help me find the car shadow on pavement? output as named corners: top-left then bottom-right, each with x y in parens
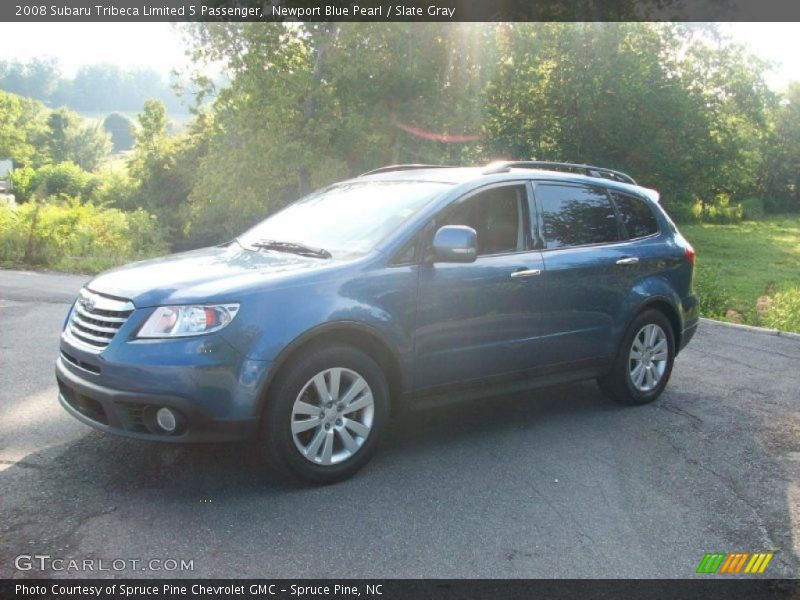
top-left (2, 380), bottom-right (614, 496)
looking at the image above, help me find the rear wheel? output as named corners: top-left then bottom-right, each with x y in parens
top-left (598, 309), bottom-right (675, 405)
top-left (259, 345), bottom-right (390, 484)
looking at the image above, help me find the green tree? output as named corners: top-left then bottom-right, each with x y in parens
top-left (183, 23), bottom-right (493, 241)
top-left (0, 58), bottom-right (60, 102)
top-left (44, 108), bottom-right (112, 170)
top-left (103, 112), bottom-right (135, 152)
top-left (0, 89), bottom-right (47, 165)
top-left (483, 23), bottom-right (771, 213)
top-left (762, 82), bottom-right (800, 213)
top-left (126, 100), bottom-right (200, 240)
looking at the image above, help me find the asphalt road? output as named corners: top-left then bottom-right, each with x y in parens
top-left (1, 268), bottom-right (798, 579)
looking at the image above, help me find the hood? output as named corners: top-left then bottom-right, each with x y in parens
top-left (87, 244), bottom-right (338, 307)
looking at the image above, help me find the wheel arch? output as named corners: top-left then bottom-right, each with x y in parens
top-left (631, 297), bottom-right (683, 352)
top-left (257, 321), bottom-right (406, 416)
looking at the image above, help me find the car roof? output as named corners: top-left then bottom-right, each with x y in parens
top-left (357, 166), bottom-right (660, 203)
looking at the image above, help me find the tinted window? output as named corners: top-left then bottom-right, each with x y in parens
top-left (440, 185), bottom-right (526, 256)
top-left (538, 184), bottom-right (619, 248)
top-left (612, 192), bottom-right (659, 239)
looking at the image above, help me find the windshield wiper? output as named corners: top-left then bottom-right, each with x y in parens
top-left (250, 239), bottom-right (332, 259)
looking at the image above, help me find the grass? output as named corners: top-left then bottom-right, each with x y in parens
top-left (680, 215), bottom-right (800, 319)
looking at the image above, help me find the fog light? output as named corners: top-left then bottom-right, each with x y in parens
top-left (156, 407), bottom-right (177, 433)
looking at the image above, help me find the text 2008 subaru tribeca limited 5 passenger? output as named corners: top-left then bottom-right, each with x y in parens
top-left (57, 161), bottom-right (698, 483)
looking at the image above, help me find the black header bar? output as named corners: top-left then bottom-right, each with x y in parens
top-left (3, 0), bottom-right (800, 22)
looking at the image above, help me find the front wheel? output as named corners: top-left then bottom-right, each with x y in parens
top-left (598, 309), bottom-right (675, 406)
top-left (259, 345), bottom-right (390, 484)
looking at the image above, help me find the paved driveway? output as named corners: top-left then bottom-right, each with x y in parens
top-left (1, 269), bottom-right (798, 578)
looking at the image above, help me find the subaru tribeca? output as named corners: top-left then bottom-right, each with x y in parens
top-left (57, 161), bottom-right (699, 484)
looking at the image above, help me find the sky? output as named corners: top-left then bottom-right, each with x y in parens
top-left (0, 23), bottom-right (193, 77)
top-left (0, 22), bottom-right (798, 91)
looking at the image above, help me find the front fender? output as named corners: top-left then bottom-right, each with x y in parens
top-left (220, 265), bottom-right (418, 376)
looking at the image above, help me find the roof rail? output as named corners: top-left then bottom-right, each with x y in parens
top-left (359, 164), bottom-right (459, 177)
top-left (483, 161), bottom-right (637, 185)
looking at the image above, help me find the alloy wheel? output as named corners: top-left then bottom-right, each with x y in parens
top-left (628, 323), bottom-right (669, 392)
top-left (290, 367), bottom-right (375, 465)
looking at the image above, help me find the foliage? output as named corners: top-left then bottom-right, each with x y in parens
top-left (0, 58), bottom-right (60, 101)
top-left (44, 108), bottom-right (112, 171)
top-left (484, 24), bottom-right (770, 216)
top-left (761, 287), bottom-right (800, 333)
top-left (0, 59), bottom-right (188, 113)
top-left (183, 23), bottom-right (495, 241)
top-left (762, 82), bottom-right (800, 214)
top-left (740, 197), bottom-right (765, 220)
top-left (693, 265), bottom-right (732, 319)
top-left (7, 165), bottom-right (35, 199)
top-left (103, 112), bottom-right (135, 152)
top-left (0, 199), bottom-right (168, 273)
top-left (0, 89), bottom-right (47, 165)
top-left (175, 23), bottom-right (783, 241)
top-left (124, 100), bottom-right (201, 239)
top-left (0, 90), bottom-right (113, 170)
top-left (691, 196), bottom-right (743, 223)
top-left (27, 162), bottom-right (92, 200)
top-left (664, 203), bottom-right (698, 224)
top-left (10, 162), bottom-right (94, 203)
top-left (680, 216), bottom-right (800, 314)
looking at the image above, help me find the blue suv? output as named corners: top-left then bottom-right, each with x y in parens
top-left (57, 161), bottom-right (698, 483)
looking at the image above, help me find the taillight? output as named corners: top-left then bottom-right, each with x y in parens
top-left (684, 243), bottom-right (696, 265)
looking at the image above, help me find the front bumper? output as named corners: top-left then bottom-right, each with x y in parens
top-left (56, 356), bottom-right (260, 443)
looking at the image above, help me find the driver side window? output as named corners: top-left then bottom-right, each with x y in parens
top-left (438, 185), bottom-right (527, 256)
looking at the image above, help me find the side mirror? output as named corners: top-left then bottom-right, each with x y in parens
top-left (431, 225), bottom-right (477, 263)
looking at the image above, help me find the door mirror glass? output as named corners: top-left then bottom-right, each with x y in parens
top-left (432, 225), bottom-right (477, 263)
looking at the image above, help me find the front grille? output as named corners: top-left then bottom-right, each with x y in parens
top-left (67, 289), bottom-right (134, 351)
top-left (60, 350), bottom-right (102, 374)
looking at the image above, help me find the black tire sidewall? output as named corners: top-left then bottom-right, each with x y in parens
top-left (261, 345), bottom-right (390, 484)
top-left (615, 310), bottom-right (676, 405)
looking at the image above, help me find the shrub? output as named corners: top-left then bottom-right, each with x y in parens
top-left (6, 162), bottom-right (134, 206)
top-left (691, 195), bottom-right (745, 224)
top-left (694, 266), bottom-right (732, 319)
top-left (0, 198), bottom-right (168, 273)
top-left (761, 287), bottom-right (800, 333)
top-left (103, 112), bottom-right (135, 152)
top-left (7, 165), bottom-right (35, 201)
top-left (740, 198), bottom-right (765, 221)
top-left (83, 171), bottom-right (136, 207)
top-left (29, 162), bottom-right (91, 200)
top-left (693, 201), bottom-right (743, 224)
top-left (664, 202), bottom-right (697, 224)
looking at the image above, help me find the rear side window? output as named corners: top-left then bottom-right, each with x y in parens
top-left (537, 184), bottom-right (619, 249)
top-left (612, 191), bottom-right (659, 239)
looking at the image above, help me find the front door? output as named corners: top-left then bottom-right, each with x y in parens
top-left (413, 182), bottom-right (546, 391)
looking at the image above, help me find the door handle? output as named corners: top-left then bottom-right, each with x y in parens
top-left (616, 256), bottom-right (639, 265)
top-left (510, 268), bottom-right (542, 279)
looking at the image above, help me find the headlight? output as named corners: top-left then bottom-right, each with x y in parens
top-left (137, 304), bottom-right (240, 338)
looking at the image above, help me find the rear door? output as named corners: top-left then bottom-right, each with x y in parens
top-left (413, 182), bottom-right (546, 390)
top-left (533, 182), bottom-right (642, 366)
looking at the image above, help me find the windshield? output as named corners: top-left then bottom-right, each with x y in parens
top-left (238, 181), bottom-right (450, 258)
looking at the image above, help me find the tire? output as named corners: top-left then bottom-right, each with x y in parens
top-left (259, 345), bottom-right (390, 484)
top-left (597, 309), bottom-right (676, 406)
